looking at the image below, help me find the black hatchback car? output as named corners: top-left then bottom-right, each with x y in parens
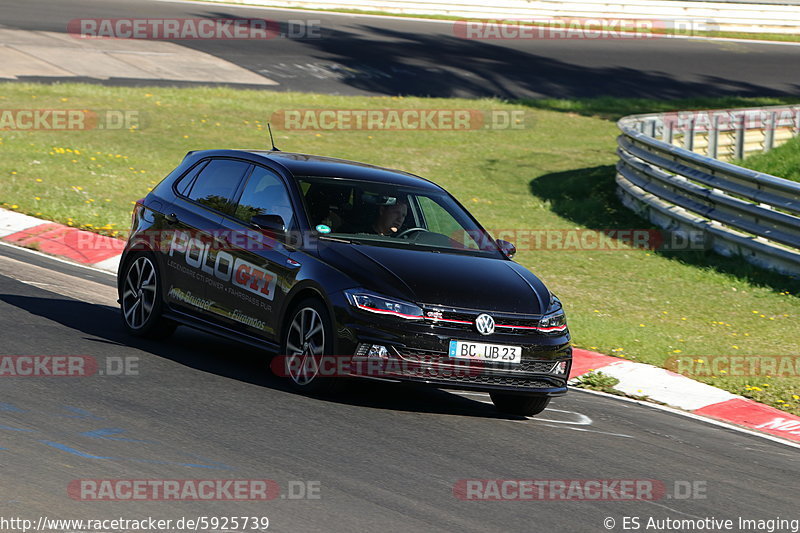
top-left (118, 149), bottom-right (571, 416)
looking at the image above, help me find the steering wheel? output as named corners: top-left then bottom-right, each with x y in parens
top-left (395, 227), bottom-right (427, 239)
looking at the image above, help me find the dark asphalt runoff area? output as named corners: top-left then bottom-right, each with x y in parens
top-left (0, 243), bottom-right (798, 531)
top-left (1, 0), bottom-right (800, 98)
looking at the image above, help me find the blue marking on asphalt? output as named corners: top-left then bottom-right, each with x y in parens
top-left (0, 425), bottom-right (35, 432)
top-left (126, 458), bottom-right (231, 469)
top-left (79, 428), bottom-right (154, 443)
top-left (40, 441), bottom-right (114, 459)
top-left (60, 406), bottom-right (104, 419)
top-left (39, 441), bottom-right (231, 469)
top-left (0, 403), bottom-right (25, 412)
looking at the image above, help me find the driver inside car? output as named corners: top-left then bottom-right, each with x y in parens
top-left (371, 200), bottom-right (409, 236)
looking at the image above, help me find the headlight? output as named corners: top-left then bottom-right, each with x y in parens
top-left (539, 296), bottom-right (568, 334)
top-left (344, 289), bottom-right (423, 320)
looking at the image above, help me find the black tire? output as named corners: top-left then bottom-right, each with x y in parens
top-left (279, 297), bottom-right (338, 395)
top-left (490, 393), bottom-right (550, 417)
top-left (119, 251), bottom-right (176, 339)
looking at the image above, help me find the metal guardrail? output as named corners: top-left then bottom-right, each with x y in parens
top-left (616, 105), bottom-right (800, 276)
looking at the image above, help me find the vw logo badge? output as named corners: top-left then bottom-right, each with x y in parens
top-left (475, 313), bottom-right (495, 335)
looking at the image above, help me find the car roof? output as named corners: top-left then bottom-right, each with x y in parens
top-left (188, 149), bottom-right (443, 191)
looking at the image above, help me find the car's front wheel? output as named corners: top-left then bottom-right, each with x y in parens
top-left (280, 297), bottom-right (338, 394)
top-left (120, 252), bottom-right (176, 339)
top-left (490, 392), bottom-right (550, 416)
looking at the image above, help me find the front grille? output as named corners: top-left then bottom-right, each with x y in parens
top-left (446, 374), bottom-right (555, 388)
top-left (420, 306), bottom-right (555, 336)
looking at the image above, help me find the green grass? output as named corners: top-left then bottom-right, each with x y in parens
top-left (187, 0), bottom-right (800, 43)
top-left (737, 135), bottom-right (800, 182)
top-left (1, 83), bottom-right (799, 415)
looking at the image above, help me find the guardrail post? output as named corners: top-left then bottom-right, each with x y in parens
top-left (708, 115), bottom-right (720, 159)
top-left (795, 109), bottom-right (800, 137)
top-left (734, 114), bottom-right (745, 160)
top-left (764, 111), bottom-right (776, 152)
top-left (684, 118), bottom-right (695, 152)
top-left (663, 120), bottom-right (674, 145)
top-left (646, 120), bottom-right (656, 138)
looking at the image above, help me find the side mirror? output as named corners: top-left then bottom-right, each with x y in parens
top-left (497, 239), bottom-right (516, 259)
top-left (251, 214), bottom-right (285, 235)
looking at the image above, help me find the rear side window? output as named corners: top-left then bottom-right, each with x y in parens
top-left (184, 159), bottom-right (251, 214)
top-left (175, 160), bottom-right (208, 196)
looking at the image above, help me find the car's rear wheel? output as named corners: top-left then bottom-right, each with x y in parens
top-left (120, 252), bottom-right (176, 339)
top-left (490, 392), bottom-right (550, 416)
top-left (280, 297), bottom-right (338, 394)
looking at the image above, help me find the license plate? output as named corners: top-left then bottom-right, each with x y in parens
top-left (448, 340), bottom-right (522, 364)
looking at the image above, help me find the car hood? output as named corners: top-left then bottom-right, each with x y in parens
top-left (318, 241), bottom-right (551, 314)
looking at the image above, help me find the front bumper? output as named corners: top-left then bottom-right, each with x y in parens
top-left (331, 294), bottom-right (572, 396)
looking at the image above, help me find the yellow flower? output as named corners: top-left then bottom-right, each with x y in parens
top-left (34, 196), bottom-right (40, 200)
top-left (10, 204), bottom-right (18, 209)
top-left (672, 349), bottom-right (682, 353)
top-left (35, 178), bottom-right (43, 182)
top-left (792, 395), bottom-right (799, 400)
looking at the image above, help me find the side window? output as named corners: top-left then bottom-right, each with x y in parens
top-left (417, 196), bottom-right (479, 249)
top-left (175, 160), bottom-right (208, 196)
top-left (235, 165), bottom-right (294, 228)
top-left (186, 159), bottom-right (251, 214)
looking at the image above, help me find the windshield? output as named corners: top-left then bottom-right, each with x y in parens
top-left (296, 176), bottom-right (502, 257)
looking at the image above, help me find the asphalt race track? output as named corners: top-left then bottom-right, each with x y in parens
top-left (1, 0), bottom-right (800, 98)
top-left (0, 243), bottom-right (798, 531)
